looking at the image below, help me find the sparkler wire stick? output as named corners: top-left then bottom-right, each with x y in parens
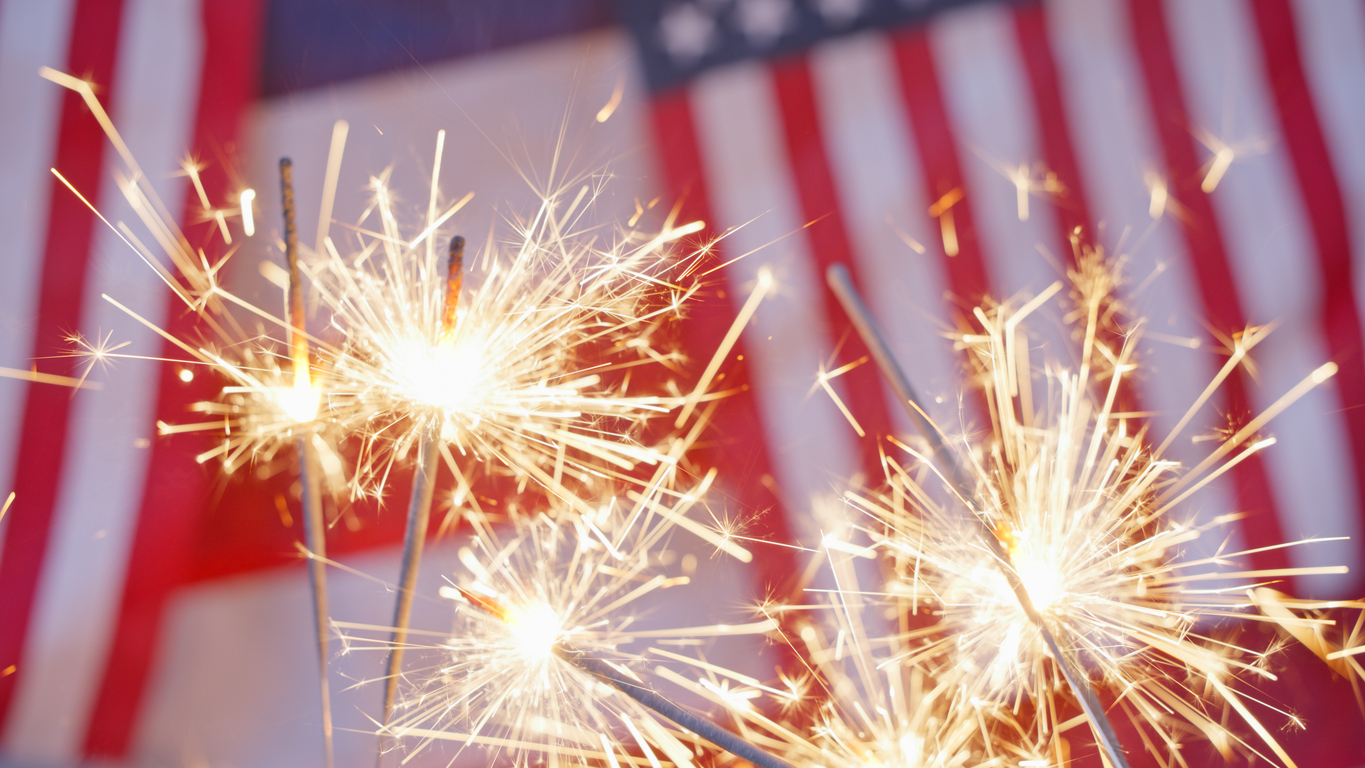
top-left (281, 158), bottom-right (336, 768)
top-left (825, 264), bottom-right (1131, 768)
top-left (552, 645), bottom-right (796, 768)
top-left (380, 236), bottom-right (466, 751)
top-left (825, 265), bottom-right (955, 483)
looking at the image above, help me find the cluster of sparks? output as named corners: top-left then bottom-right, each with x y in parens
top-left (39, 64), bottom-right (1365, 768)
top-left (344, 480), bottom-right (775, 768)
top-left (797, 248), bottom-right (1363, 766)
top-left (183, 158), bottom-right (705, 509)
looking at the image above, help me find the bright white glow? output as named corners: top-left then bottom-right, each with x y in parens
top-left (1016, 554), bottom-right (1065, 612)
top-left (508, 603), bottom-right (562, 662)
top-left (392, 338), bottom-right (487, 412)
top-left (277, 380), bottom-right (320, 423)
top-left (239, 188), bottom-right (256, 236)
top-left (896, 733), bottom-right (924, 766)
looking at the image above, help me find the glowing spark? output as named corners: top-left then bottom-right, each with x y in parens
top-left (677, 268), bottom-right (771, 427)
top-left (315, 120), bottom-right (348, 256)
top-left (1202, 145), bottom-right (1235, 193)
top-left (405, 190), bottom-right (474, 250)
top-left (0, 366), bottom-right (102, 391)
top-left (815, 356), bottom-right (869, 438)
top-left (239, 188), bottom-right (256, 236)
top-left (597, 75), bottom-right (625, 123)
top-left (508, 602), bottom-right (565, 662)
top-left (928, 188), bottom-right (963, 257)
top-left (1146, 170), bottom-right (1168, 219)
top-left (1195, 129), bottom-right (1271, 195)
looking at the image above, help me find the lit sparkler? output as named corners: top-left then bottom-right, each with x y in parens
top-left (827, 251), bottom-right (1346, 766)
top-left (343, 479), bottom-right (785, 768)
top-left (314, 166), bottom-right (703, 507)
top-left (281, 158), bottom-right (337, 768)
top-left (378, 235), bottom-right (464, 741)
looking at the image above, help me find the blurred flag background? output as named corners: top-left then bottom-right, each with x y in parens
top-left (1, 0), bottom-right (1364, 765)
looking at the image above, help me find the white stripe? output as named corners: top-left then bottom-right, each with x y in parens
top-left (929, 5), bottom-right (1069, 305)
top-left (1162, 0), bottom-right (1359, 594)
top-left (1044, 0), bottom-right (1239, 559)
top-left (1292, 3), bottom-right (1365, 543)
top-left (809, 33), bottom-right (961, 436)
top-left (1291, 0), bottom-right (1365, 337)
top-left (0, 0), bottom-right (77, 558)
top-left (4, 0), bottom-right (204, 757)
top-left (690, 62), bottom-right (861, 537)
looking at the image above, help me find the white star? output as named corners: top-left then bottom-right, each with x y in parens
top-left (736, 0), bottom-right (791, 47)
top-left (816, 0), bottom-right (863, 25)
top-left (660, 3), bottom-right (716, 63)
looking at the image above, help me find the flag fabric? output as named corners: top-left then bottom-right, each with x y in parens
top-left (1, 0), bottom-right (1365, 766)
top-left (0, 0), bottom-right (264, 760)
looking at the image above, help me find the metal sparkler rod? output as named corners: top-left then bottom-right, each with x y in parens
top-left (824, 264), bottom-right (1131, 768)
top-left (552, 646), bottom-right (796, 768)
top-left (378, 437), bottom-right (438, 745)
top-left (379, 236), bottom-right (465, 759)
top-left (281, 158), bottom-right (336, 768)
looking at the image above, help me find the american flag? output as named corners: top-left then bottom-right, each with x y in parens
top-left (1, 0), bottom-right (1363, 765)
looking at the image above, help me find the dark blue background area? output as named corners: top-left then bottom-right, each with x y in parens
top-left (259, 0), bottom-right (617, 97)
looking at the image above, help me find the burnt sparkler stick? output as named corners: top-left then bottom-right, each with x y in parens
top-left (825, 264), bottom-right (1131, 768)
top-left (378, 236), bottom-right (466, 758)
top-left (281, 158), bottom-right (335, 768)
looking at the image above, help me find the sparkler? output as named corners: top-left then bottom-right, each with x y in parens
top-left (827, 263), bottom-right (1129, 768)
top-left (313, 170), bottom-right (701, 509)
top-left (826, 250), bottom-right (1347, 766)
top-left (378, 235), bottom-right (465, 744)
top-left (349, 479), bottom-right (787, 768)
top-left (280, 158), bottom-right (336, 768)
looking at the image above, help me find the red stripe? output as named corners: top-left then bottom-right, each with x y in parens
top-left (1125, 1), bottom-right (1291, 577)
top-left (1013, 2), bottom-right (1143, 417)
top-left (888, 26), bottom-right (993, 311)
top-left (82, 0), bottom-right (265, 755)
top-left (647, 89), bottom-right (803, 597)
top-left (768, 54), bottom-right (896, 478)
top-left (0, 0), bottom-right (128, 727)
top-left (1012, 2), bottom-right (1094, 250)
top-left (1249, 0), bottom-right (1365, 593)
